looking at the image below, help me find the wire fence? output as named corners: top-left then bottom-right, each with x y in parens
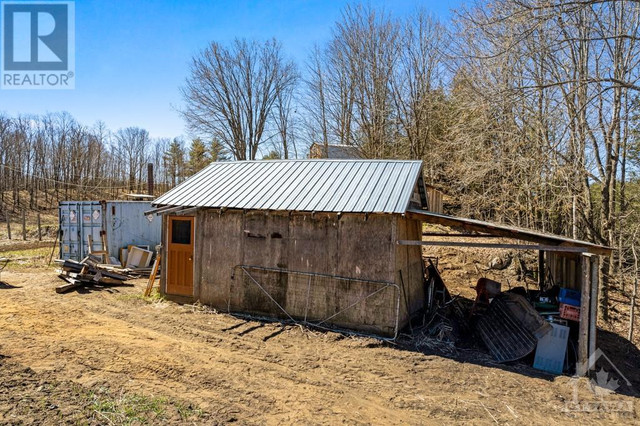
top-left (233, 265), bottom-right (401, 340)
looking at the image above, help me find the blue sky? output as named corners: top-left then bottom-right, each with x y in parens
top-left (0, 0), bottom-right (460, 139)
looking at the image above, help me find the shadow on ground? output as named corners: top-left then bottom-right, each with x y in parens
top-left (0, 281), bottom-right (20, 289)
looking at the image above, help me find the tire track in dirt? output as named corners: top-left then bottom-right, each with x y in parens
top-left (1, 271), bottom-right (638, 425)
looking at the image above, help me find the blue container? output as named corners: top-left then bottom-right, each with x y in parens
top-left (558, 288), bottom-right (581, 307)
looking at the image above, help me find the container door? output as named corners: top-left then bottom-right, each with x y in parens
top-left (166, 216), bottom-right (194, 296)
top-left (80, 202), bottom-right (103, 258)
top-left (59, 202), bottom-right (103, 261)
top-left (59, 203), bottom-right (79, 260)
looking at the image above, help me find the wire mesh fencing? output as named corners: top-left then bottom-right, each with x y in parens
top-left (232, 265), bottom-right (401, 339)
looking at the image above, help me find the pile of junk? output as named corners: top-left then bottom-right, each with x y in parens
top-left (412, 258), bottom-right (584, 375)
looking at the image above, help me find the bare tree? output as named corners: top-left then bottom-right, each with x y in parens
top-left (181, 38), bottom-right (298, 160)
top-left (115, 127), bottom-right (150, 192)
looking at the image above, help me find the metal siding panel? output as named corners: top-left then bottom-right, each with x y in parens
top-left (384, 162), bottom-right (416, 213)
top-left (200, 161), bottom-right (258, 207)
top-left (153, 159), bottom-right (423, 214)
top-left (171, 162), bottom-right (236, 206)
top-left (296, 161), bottom-right (345, 211)
top-left (281, 161), bottom-right (333, 211)
top-left (251, 161), bottom-right (305, 210)
top-left (325, 161), bottom-right (365, 212)
top-left (249, 161), bottom-right (304, 210)
top-left (191, 162), bottom-right (246, 207)
top-left (392, 162), bottom-right (423, 213)
top-left (311, 161), bottom-right (354, 211)
top-left (364, 162), bottom-right (399, 213)
top-left (105, 202), bottom-right (162, 257)
top-left (354, 162), bottom-right (390, 212)
top-left (277, 161), bottom-right (326, 211)
top-left (225, 161), bottom-right (280, 208)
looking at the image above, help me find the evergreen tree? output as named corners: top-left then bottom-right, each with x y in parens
top-left (187, 138), bottom-right (211, 176)
top-left (209, 139), bottom-right (230, 162)
top-left (163, 138), bottom-right (185, 186)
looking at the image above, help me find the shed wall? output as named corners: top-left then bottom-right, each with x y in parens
top-left (184, 209), bottom-right (410, 336)
top-left (395, 216), bottom-right (425, 321)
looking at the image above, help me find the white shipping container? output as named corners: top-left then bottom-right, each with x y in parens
top-left (59, 201), bottom-right (161, 261)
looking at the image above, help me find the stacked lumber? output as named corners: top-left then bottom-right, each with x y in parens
top-left (95, 263), bottom-right (155, 277)
top-left (54, 255), bottom-right (134, 294)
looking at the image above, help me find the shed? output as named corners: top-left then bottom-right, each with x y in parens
top-left (151, 159), bottom-right (611, 376)
top-left (152, 159), bottom-right (430, 337)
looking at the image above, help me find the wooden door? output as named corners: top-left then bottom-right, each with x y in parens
top-left (166, 216), bottom-right (194, 296)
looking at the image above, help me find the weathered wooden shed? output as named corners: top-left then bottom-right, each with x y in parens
top-left (151, 159), bottom-right (612, 376)
top-left (151, 159), bottom-right (431, 337)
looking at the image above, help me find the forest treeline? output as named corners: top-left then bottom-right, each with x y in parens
top-left (1, 0), bottom-right (640, 322)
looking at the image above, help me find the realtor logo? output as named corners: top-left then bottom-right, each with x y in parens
top-left (564, 348), bottom-right (634, 414)
top-left (1, 1), bottom-right (75, 89)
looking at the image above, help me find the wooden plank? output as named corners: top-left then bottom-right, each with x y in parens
top-left (576, 255), bottom-right (592, 376)
top-left (405, 210), bottom-right (612, 255)
top-left (56, 275), bottom-right (85, 293)
top-left (144, 256), bottom-right (161, 297)
top-left (421, 232), bottom-right (503, 238)
top-left (21, 209), bottom-right (26, 241)
top-left (37, 213), bottom-right (41, 241)
top-left (397, 240), bottom-right (588, 253)
top-left (98, 276), bottom-right (128, 285)
top-left (3, 205), bottom-right (10, 240)
top-left (589, 256), bottom-right (600, 369)
top-left (538, 250), bottom-right (545, 289)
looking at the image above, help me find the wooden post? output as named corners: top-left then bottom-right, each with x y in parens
top-left (589, 256), bottom-right (599, 368)
top-left (631, 241), bottom-right (638, 341)
top-left (147, 163), bottom-right (154, 196)
top-left (577, 254), bottom-right (592, 376)
top-left (3, 206), bottom-right (10, 240)
top-left (538, 250), bottom-right (545, 289)
top-left (144, 255), bottom-right (161, 297)
top-left (22, 209), bottom-right (26, 241)
top-left (37, 212), bottom-right (42, 241)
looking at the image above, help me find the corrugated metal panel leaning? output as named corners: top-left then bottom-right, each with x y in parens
top-left (153, 159), bottom-right (424, 214)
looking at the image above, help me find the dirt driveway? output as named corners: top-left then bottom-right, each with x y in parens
top-left (0, 270), bottom-right (638, 425)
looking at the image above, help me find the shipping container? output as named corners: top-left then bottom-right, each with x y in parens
top-left (59, 201), bottom-right (161, 261)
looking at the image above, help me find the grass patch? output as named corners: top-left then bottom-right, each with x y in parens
top-left (0, 246), bottom-right (56, 270)
top-left (117, 288), bottom-right (166, 304)
top-left (88, 388), bottom-right (206, 424)
top-left (89, 389), bottom-right (168, 424)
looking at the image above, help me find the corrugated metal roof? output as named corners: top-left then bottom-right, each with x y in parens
top-left (153, 159), bottom-right (424, 214)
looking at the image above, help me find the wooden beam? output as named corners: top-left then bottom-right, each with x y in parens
top-left (144, 255), bottom-right (161, 297)
top-left (421, 232), bottom-right (503, 238)
top-left (589, 256), bottom-right (600, 369)
top-left (156, 206), bottom-right (189, 216)
top-left (143, 205), bottom-right (177, 216)
top-left (406, 210), bottom-right (612, 256)
top-left (538, 250), bottom-right (545, 289)
top-left (397, 240), bottom-right (589, 253)
top-left (577, 254), bottom-right (592, 376)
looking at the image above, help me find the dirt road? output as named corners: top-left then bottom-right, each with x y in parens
top-left (1, 270), bottom-right (638, 424)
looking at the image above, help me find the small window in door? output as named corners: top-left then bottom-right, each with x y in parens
top-left (172, 219), bottom-right (191, 244)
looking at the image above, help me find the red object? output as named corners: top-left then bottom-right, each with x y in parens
top-left (559, 303), bottom-right (580, 322)
top-left (472, 278), bottom-right (502, 315)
